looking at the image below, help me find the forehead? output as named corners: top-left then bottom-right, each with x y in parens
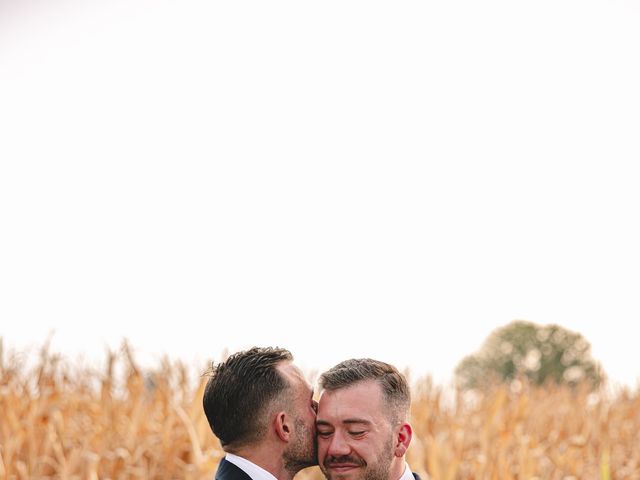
top-left (318, 380), bottom-right (385, 421)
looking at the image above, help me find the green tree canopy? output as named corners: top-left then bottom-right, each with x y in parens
top-left (455, 320), bottom-right (603, 389)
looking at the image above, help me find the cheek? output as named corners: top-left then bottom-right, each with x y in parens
top-left (316, 439), bottom-right (329, 458)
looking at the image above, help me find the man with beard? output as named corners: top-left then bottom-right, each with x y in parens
top-left (203, 347), bottom-right (318, 480)
top-left (316, 358), bottom-right (421, 480)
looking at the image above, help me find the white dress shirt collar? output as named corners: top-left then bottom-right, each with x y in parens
top-left (224, 453), bottom-right (278, 480)
top-left (398, 462), bottom-right (415, 480)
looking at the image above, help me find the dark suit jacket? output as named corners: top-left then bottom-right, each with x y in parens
top-left (215, 457), bottom-right (253, 480)
top-left (214, 457), bottom-right (423, 480)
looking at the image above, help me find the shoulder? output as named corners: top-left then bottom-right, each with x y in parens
top-left (215, 457), bottom-right (254, 480)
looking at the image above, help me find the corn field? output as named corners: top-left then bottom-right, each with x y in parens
top-left (1, 340), bottom-right (638, 479)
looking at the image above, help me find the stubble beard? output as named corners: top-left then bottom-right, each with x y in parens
top-left (320, 437), bottom-right (395, 480)
top-left (284, 418), bottom-right (318, 473)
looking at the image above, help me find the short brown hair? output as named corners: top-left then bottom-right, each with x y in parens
top-left (318, 358), bottom-right (411, 424)
top-left (203, 346), bottom-right (293, 449)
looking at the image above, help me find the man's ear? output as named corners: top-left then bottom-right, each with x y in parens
top-left (274, 411), bottom-right (292, 442)
top-left (394, 423), bottom-right (412, 457)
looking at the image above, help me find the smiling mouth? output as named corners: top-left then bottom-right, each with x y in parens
top-left (327, 463), bottom-right (362, 472)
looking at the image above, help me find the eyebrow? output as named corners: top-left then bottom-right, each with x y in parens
top-left (316, 418), bottom-right (372, 427)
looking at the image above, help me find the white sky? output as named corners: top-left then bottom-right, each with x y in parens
top-left (1, 0), bottom-right (639, 388)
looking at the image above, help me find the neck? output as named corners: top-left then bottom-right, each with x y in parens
top-left (390, 458), bottom-right (407, 480)
top-left (229, 444), bottom-right (294, 480)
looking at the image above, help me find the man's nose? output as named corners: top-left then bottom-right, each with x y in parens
top-left (327, 431), bottom-right (351, 457)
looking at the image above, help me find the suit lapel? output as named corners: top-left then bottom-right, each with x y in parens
top-left (215, 457), bottom-right (254, 480)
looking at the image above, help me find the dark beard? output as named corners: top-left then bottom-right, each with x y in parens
top-left (320, 436), bottom-right (394, 480)
top-left (361, 453), bottom-right (393, 480)
top-left (284, 419), bottom-right (318, 473)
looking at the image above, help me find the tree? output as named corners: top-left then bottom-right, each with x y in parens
top-left (455, 320), bottom-right (603, 389)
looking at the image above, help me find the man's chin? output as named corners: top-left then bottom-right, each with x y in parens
top-left (321, 467), bottom-right (362, 480)
top-left (301, 458), bottom-right (319, 469)
top-left (290, 458), bottom-right (318, 472)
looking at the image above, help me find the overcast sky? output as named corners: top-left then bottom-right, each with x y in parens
top-left (1, 0), bottom-right (639, 388)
